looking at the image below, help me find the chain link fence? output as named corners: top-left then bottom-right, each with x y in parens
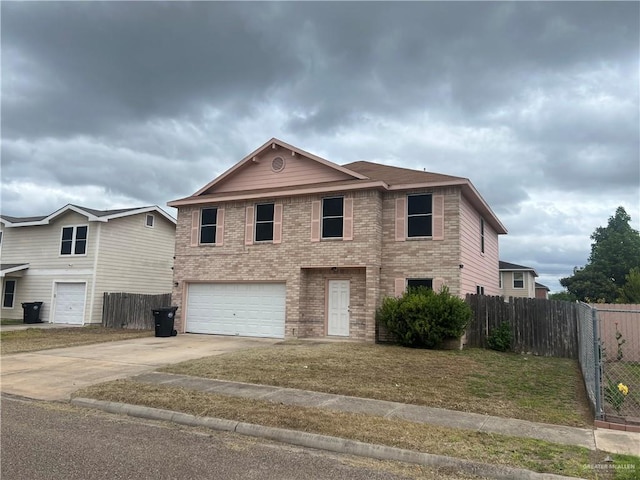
top-left (595, 304), bottom-right (640, 422)
top-left (576, 302), bottom-right (603, 418)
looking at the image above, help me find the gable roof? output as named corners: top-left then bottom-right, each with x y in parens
top-left (168, 139), bottom-right (507, 234)
top-left (535, 282), bottom-right (550, 291)
top-left (499, 261), bottom-right (538, 277)
top-left (0, 204), bottom-right (176, 227)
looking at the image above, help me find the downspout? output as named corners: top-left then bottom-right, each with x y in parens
top-left (88, 222), bottom-right (101, 324)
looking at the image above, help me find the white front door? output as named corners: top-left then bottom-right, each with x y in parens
top-left (327, 279), bottom-right (350, 336)
top-left (53, 282), bottom-right (86, 324)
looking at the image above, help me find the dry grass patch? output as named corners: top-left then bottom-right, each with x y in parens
top-left (1, 326), bottom-right (153, 355)
top-left (76, 379), bottom-right (605, 479)
top-left (162, 341), bottom-right (591, 427)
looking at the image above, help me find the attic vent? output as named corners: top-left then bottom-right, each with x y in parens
top-left (271, 156), bottom-right (285, 173)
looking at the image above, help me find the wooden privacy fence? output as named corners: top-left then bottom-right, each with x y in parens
top-left (102, 292), bottom-right (172, 329)
top-left (594, 304), bottom-right (640, 363)
top-left (465, 295), bottom-right (579, 359)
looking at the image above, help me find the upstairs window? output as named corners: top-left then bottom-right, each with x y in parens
top-left (499, 272), bottom-right (503, 289)
top-left (61, 226), bottom-right (88, 255)
top-left (322, 197), bottom-right (344, 238)
top-left (200, 208), bottom-right (217, 244)
top-left (476, 285), bottom-right (485, 295)
top-left (3, 279), bottom-right (16, 308)
top-left (407, 194), bottom-right (432, 237)
top-left (480, 218), bottom-right (485, 253)
top-left (513, 272), bottom-right (524, 289)
top-left (255, 203), bottom-right (275, 242)
top-left (146, 214), bottom-right (155, 228)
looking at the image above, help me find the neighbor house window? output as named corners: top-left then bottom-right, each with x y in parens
top-left (200, 208), bottom-right (217, 244)
top-left (480, 218), bottom-right (485, 253)
top-left (3, 279), bottom-right (16, 308)
top-left (476, 285), bottom-right (485, 295)
top-left (513, 272), bottom-right (524, 289)
top-left (146, 214), bottom-right (154, 228)
top-left (499, 272), bottom-right (503, 289)
top-left (255, 203), bottom-right (274, 242)
top-left (407, 194), bottom-right (432, 237)
top-left (60, 226), bottom-right (88, 255)
top-left (322, 197), bottom-right (344, 238)
top-left (407, 278), bottom-right (433, 290)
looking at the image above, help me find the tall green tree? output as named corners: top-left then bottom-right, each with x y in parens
top-left (561, 206), bottom-right (640, 303)
top-left (618, 267), bottom-right (640, 303)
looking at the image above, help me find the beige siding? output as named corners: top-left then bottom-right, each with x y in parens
top-left (459, 195), bottom-right (500, 296)
top-left (212, 147), bottom-right (353, 193)
top-left (92, 213), bottom-right (175, 323)
top-left (1, 210), bottom-right (175, 324)
top-left (501, 271), bottom-right (536, 298)
top-left (1, 211), bottom-right (98, 323)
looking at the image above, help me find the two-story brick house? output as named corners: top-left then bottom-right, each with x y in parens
top-left (168, 139), bottom-right (507, 342)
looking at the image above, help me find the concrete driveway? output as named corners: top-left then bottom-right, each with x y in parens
top-left (1, 334), bottom-right (278, 401)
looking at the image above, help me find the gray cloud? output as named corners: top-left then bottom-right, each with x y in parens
top-left (2, 1), bottom-right (638, 292)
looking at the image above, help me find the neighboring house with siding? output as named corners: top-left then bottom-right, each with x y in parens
top-left (0, 205), bottom-right (176, 325)
top-left (499, 261), bottom-right (538, 299)
top-left (535, 282), bottom-right (550, 299)
top-left (168, 138), bottom-right (507, 342)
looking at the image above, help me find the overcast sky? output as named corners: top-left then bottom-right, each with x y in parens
top-left (2, 2), bottom-right (639, 292)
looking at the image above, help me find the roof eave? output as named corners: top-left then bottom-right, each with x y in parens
top-left (168, 180), bottom-right (388, 207)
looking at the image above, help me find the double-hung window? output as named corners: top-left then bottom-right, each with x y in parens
top-left (3, 279), bottom-right (16, 308)
top-left (407, 194), bottom-right (432, 237)
top-left (513, 272), bottom-right (524, 289)
top-left (322, 197), bottom-right (344, 238)
top-left (200, 208), bottom-right (217, 244)
top-left (61, 226), bottom-right (88, 255)
top-left (255, 203), bottom-right (275, 242)
top-left (480, 218), bottom-right (485, 253)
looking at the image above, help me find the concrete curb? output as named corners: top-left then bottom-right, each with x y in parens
top-left (71, 398), bottom-right (586, 480)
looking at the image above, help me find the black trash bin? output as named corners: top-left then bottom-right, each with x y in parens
top-left (22, 302), bottom-right (44, 324)
top-left (152, 306), bottom-right (178, 337)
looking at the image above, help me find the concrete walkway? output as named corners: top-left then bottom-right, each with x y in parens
top-left (132, 371), bottom-right (639, 456)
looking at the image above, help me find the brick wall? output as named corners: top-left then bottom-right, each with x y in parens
top-left (173, 186), bottom-right (467, 342)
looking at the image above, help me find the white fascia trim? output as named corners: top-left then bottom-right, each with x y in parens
top-left (0, 264), bottom-right (30, 277)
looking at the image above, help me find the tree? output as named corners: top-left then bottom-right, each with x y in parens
top-left (561, 207), bottom-right (640, 303)
top-left (548, 291), bottom-right (577, 302)
top-left (618, 267), bottom-right (640, 303)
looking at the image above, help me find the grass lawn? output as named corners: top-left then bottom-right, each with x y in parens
top-left (1, 318), bottom-right (24, 325)
top-left (76, 379), bottom-right (610, 479)
top-left (1, 326), bottom-right (153, 355)
top-left (161, 341), bottom-right (593, 427)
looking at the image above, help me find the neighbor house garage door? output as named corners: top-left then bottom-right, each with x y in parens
top-left (186, 283), bottom-right (286, 338)
top-left (53, 282), bottom-right (86, 325)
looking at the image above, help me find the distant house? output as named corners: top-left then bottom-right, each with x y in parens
top-left (0, 204), bottom-right (176, 325)
top-left (167, 138), bottom-right (507, 341)
top-left (535, 282), bottom-right (550, 299)
top-left (499, 261), bottom-right (539, 299)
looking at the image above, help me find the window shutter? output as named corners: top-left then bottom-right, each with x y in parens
top-left (310, 200), bottom-right (321, 242)
top-left (433, 277), bottom-right (445, 292)
top-left (343, 197), bottom-right (353, 241)
top-left (432, 195), bottom-right (444, 240)
top-left (395, 197), bottom-right (406, 242)
top-left (190, 210), bottom-right (200, 246)
top-left (215, 208), bottom-right (225, 246)
top-left (245, 206), bottom-right (254, 246)
top-left (273, 203), bottom-right (283, 244)
top-left (394, 278), bottom-right (405, 297)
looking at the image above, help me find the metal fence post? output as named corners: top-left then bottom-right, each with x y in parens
top-left (591, 307), bottom-right (603, 420)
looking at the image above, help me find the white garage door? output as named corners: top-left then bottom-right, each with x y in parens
top-left (186, 283), bottom-right (286, 338)
top-left (53, 282), bottom-right (86, 325)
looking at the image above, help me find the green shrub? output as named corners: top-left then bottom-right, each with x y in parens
top-left (487, 322), bottom-right (512, 352)
top-left (376, 286), bottom-right (472, 349)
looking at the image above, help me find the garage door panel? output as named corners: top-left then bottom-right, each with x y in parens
top-left (186, 283), bottom-right (285, 338)
top-left (54, 283), bottom-right (86, 325)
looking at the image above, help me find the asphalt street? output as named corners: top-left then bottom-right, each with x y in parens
top-left (1, 395), bottom-right (437, 480)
